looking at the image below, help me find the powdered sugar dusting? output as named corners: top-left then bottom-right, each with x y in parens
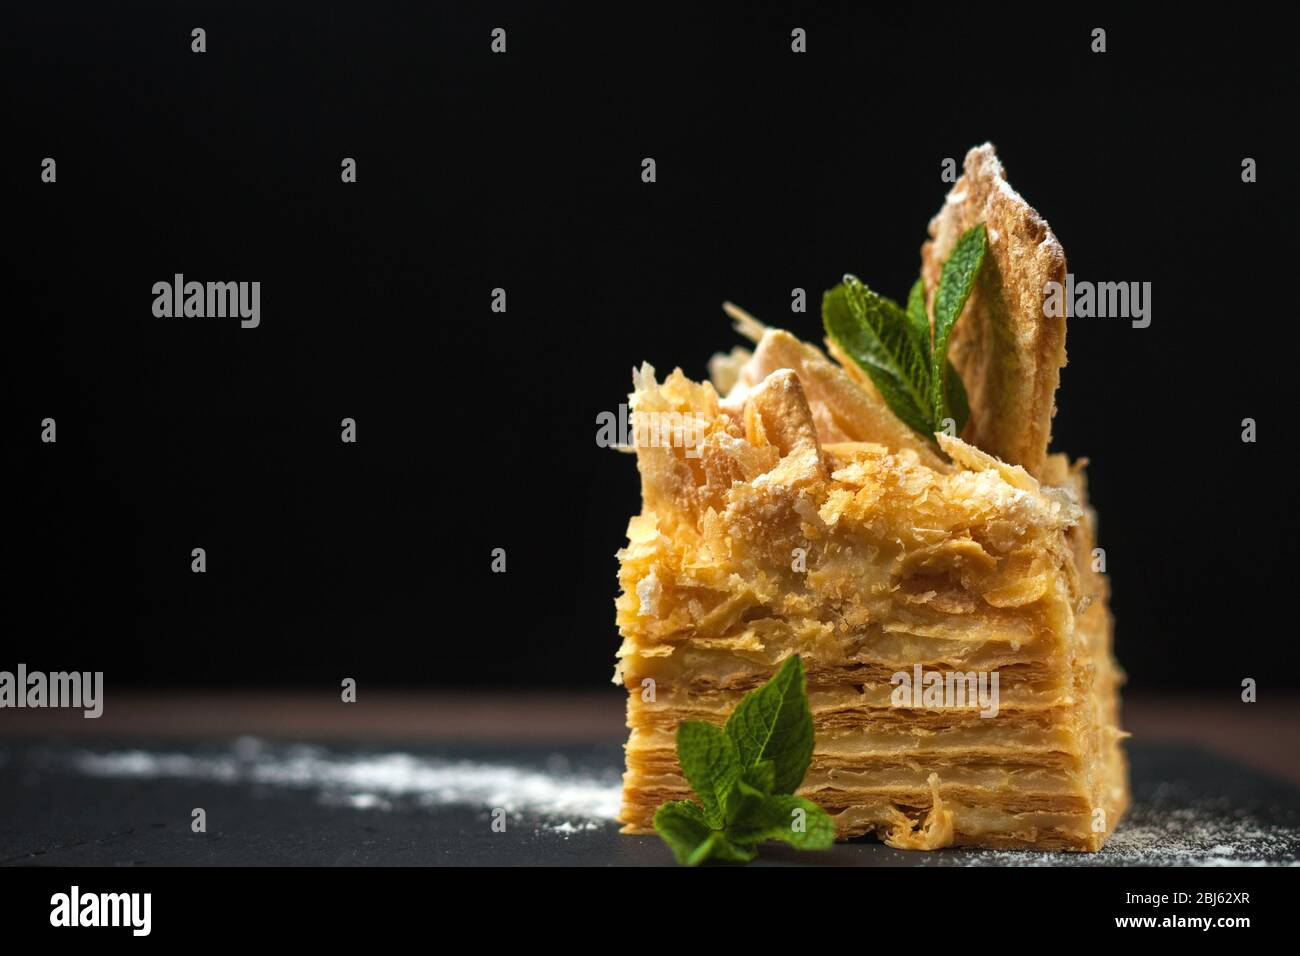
top-left (544, 820), bottom-right (602, 837)
top-left (948, 792), bottom-right (1300, 867)
top-left (65, 741), bottom-right (1300, 865)
top-left (73, 739), bottom-right (622, 824)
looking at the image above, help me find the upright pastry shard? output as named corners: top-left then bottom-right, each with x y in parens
top-left (922, 143), bottom-right (1068, 479)
top-left (613, 145), bottom-right (1127, 850)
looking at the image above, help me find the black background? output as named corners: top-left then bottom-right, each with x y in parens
top-left (6, 4), bottom-right (1296, 690)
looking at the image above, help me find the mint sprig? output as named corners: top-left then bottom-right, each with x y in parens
top-left (823, 223), bottom-right (986, 441)
top-left (653, 655), bottom-right (834, 865)
top-left (822, 279), bottom-right (932, 436)
top-left (929, 223), bottom-right (985, 433)
top-left (725, 650), bottom-right (816, 795)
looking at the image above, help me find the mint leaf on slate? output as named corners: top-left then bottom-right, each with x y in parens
top-left (654, 801), bottom-right (756, 865)
top-left (741, 759), bottom-right (776, 794)
top-left (689, 831), bottom-right (759, 866)
top-left (725, 777), bottom-right (770, 826)
top-left (655, 801), bottom-right (759, 868)
top-left (724, 654), bottom-right (816, 795)
top-left (727, 794), bottom-right (836, 851)
top-left (653, 654), bottom-right (835, 865)
top-left (675, 720), bottom-right (740, 828)
top-left (653, 800), bottom-right (713, 864)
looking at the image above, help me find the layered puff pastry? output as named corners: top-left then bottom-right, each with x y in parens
top-left (613, 144), bottom-right (1128, 851)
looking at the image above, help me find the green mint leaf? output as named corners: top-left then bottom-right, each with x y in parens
top-left (823, 276), bottom-right (933, 437)
top-left (930, 223), bottom-right (986, 432)
top-left (657, 655), bottom-right (833, 865)
top-left (688, 831), bottom-right (759, 866)
top-left (905, 277), bottom-right (931, 355)
top-left (653, 800), bottom-right (715, 865)
top-left (742, 759), bottom-right (776, 795)
top-left (675, 720), bottom-right (741, 827)
top-left (653, 800), bottom-right (759, 866)
top-left (724, 776), bottom-right (770, 830)
top-left (724, 655), bottom-right (815, 795)
top-left (725, 763), bottom-right (777, 821)
top-left (943, 359), bottom-right (970, 436)
top-left (728, 794), bottom-right (836, 851)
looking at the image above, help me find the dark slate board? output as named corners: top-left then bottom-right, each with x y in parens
top-left (1, 738), bottom-right (1297, 866)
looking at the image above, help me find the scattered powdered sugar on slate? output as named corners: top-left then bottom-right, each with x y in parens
top-left (66, 741), bottom-right (1300, 864)
top-left (73, 738), bottom-right (622, 824)
top-left (947, 784), bottom-right (1300, 867)
top-left (543, 820), bottom-right (603, 836)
